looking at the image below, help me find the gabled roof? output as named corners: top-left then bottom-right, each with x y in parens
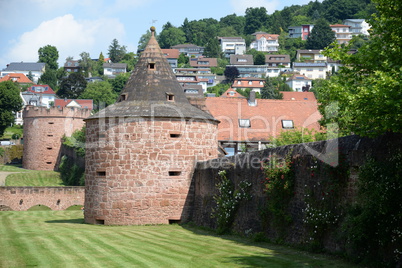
top-left (87, 27), bottom-right (216, 121)
top-left (0, 73), bottom-right (33, 84)
top-left (218, 37), bottom-right (245, 42)
top-left (232, 78), bottom-right (264, 89)
top-left (3, 62), bottom-right (45, 72)
top-left (161, 49), bottom-right (180, 59)
top-left (230, 55), bottom-right (254, 65)
top-left (265, 54), bottom-right (291, 63)
top-left (171, 44), bottom-right (203, 49)
top-left (27, 84), bottom-right (55, 94)
top-left (103, 63), bottom-right (127, 69)
top-left (286, 74), bottom-right (312, 81)
top-left (205, 97), bottom-right (321, 142)
top-left (221, 88), bottom-right (246, 98)
top-left (252, 32), bottom-right (279, 40)
top-left (297, 49), bottom-right (324, 54)
top-left (54, 99), bottom-right (93, 110)
top-left (281, 91), bottom-right (316, 101)
top-left (189, 57), bottom-right (218, 68)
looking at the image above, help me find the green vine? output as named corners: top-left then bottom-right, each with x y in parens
top-left (212, 170), bottom-right (251, 234)
top-left (341, 152), bottom-right (402, 267)
top-left (302, 154), bottom-right (349, 250)
top-left (261, 152), bottom-right (295, 230)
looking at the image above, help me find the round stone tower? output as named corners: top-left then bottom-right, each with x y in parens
top-left (23, 106), bottom-right (90, 170)
top-left (84, 27), bottom-right (219, 225)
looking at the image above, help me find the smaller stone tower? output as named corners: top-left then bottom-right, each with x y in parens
top-left (23, 106), bottom-right (90, 170)
top-left (84, 27), bottom-right (219, 225)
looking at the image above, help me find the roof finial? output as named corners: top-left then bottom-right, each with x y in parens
top-left (150, 26), bottom-right (156, 36)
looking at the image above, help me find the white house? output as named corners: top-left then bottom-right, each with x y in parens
top-left (1, 62), bottom-right (46, 83)
top-left (330, 24), bottom-right (352, 44)
top-left (343, 19), bottom-right (370, 36)
top-left (293, 62), bottom-right (327, 79)
top-left (285, 74), bottom-right (313, 92)
top-left (250, 32), bottom-right (279, 52)
top-left (103, 63), bottom-right (127, 78)
top-left (218, 37), bottom-right (246, 58)
top-left (296, 49), bottom-right (327, 63)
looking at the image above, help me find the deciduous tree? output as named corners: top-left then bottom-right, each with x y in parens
top-left (79, 81), bottom-right (117, 110)
top-left (261, 77), bottom-right (283, 99)
top-left (38, 45), bottom-right (59, 70)
top-left (306, 18), bottom-right (336, 49)
top-left (0, 81), bottom-right (22, 136)
top-left (315, 0), bottom-right (402, 137)
top-left (244, 7), bottom-right (269, 35)
top-left (57, 73), bottom-right (87, 99)
top-left (158, 26), bottom-right (186, 49)
top-left (224, 66), bottom-right (239, 83)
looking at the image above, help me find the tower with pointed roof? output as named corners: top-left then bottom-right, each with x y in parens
top-left (84, 27), bottom-right (219, 225)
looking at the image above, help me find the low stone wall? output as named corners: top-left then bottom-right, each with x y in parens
top-left (187, 133), bottom-right (402, 252)
top-left (0, 186), bottom-right (85, 211)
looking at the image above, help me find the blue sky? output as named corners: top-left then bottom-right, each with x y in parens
top-left (0, 0), bottom-right (314, 69)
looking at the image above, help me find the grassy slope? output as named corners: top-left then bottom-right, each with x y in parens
top-left (3, 167), bottom-right (63, 186)
top-left (0, 211), bottom-right (358, 268)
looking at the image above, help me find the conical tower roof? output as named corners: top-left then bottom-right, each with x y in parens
top-left (87, 26), bottom-right (217, 122)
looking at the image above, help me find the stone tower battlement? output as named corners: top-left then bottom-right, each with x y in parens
top-left (23, 105), bottom-right (91, 171)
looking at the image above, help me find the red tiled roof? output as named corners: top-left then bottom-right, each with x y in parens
top-left (0, 73), bottom-right (34, 84)
top-left (161, 49), bottom-right (180, 59)
top-left (220, 88), bottom-right (246, 98)
top-left (205, 97), bottom-right (321, 142)
top-left (54, 99), bottom-right (93, 110)
top-left (27, 84), bottom-right (55, 94)
top-left (281, 91), bottom-right (316, 101)
top-left (232, 78), bottom-right (264, 89)
top-left (189, 57), bottom-right (218, 68)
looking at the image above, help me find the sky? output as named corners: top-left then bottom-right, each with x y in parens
top-left (0, 0), bottom-right (314, 69)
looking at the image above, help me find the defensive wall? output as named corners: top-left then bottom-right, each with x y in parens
top-left (185, 132), bottom-right (402, 252)
top-left (0, 186), bottom-right (84, 211)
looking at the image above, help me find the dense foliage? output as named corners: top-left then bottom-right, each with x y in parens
top-left (305, 18), bottom-right (336, 49)
top-left (79, 81), bottom-right (117, 111)
top-left (38, 45), bottom-right (59, 70)
top-left (315, 0), bottom-right (402, 137)
top-left (0, 81), bottom-right (23, 137)
top-left (57, 73), bottom-right (88, 99)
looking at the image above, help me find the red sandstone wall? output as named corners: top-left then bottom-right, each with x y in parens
top-left (0, 186), bottom-right (85, 211)
top-left (84, 117), bottom-right (218, 225)
top-left (23, 106), bottom-right (90, 171)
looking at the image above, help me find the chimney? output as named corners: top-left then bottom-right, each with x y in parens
top-left (248, 90), bottom-right (256, 106)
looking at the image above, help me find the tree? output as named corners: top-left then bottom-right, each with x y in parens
top-left (254, 52), bottom-right (266, 65)
top-left (38, 69), bottom-right (57, 91)
top-left (315, 0), bottom-right (402, 137)
top-left (120, 52), bottom-right (138, 72)
top-left (0, 81), bottom-right (23, 136)
top-left (27, 71), bottom-right (34, 82)
top-left (261, 77), bottom-right (283, 99)
top-left (108, 39), bottom-right (127, 63)
top-left (79, 52), bottom-right (94, 77)
top-left (79, 81), bottom-right (117, 111)
top-left (178, 53), bottom-right (189, 67)
top-left (38, 45), bottom-right (59, 70)
top-left (219, 14), bottom-right (245, 36)
top-left (96, 52), bottom-right (105, 75)
top-left (108, 72), bottom-right (130, 94)
top-left (244, 7), bottom-right (269, 35)
top-left (137, 30), bottom-right (152, 53)
top-left (306, 18), bottom-right (336, 49)
top-left (158, 26), bottom-right (186, 49)
top-left (224, 66), bottom-right (239, 83)
top-left (204, 37), bottom-right (222, 58)
top-left (57, 73), bottom-right (87, 99)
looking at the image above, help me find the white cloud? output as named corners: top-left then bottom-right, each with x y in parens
top-left (6, 14), bottom-right (125, 66)
top-left (230, 0), bottom-right (281, 14)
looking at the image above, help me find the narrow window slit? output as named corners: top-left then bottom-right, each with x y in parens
top-left (169, 171), bottom-right (181, 176)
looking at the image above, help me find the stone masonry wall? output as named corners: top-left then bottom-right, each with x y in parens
top-left (0, 186), bottom-right (84, 211)
top-left (84, 117), bottom-right (218, 225)
top-left (188, 133), bottom-right (402, 252)
top-left (23, 106), bottom-right (90, 171)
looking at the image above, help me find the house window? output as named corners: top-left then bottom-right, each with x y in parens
top-left (281, 120), bottom-right (294, 129)
top-left (239, 119), bottom-right (251, 128)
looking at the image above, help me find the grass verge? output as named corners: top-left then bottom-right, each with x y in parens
top-left (5, 170), bottom-right (63, 186)
top-left (0, 211), bottom-right (358, 267)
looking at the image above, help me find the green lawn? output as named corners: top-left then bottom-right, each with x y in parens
top-left (0, 211), bottom-right (358, 267)
top-left (0, 164), bottom-right (27, 172)
top-left (0, 125), bottom-right (23, 140)
top-left (4, 169), bottom-right (63, 186)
